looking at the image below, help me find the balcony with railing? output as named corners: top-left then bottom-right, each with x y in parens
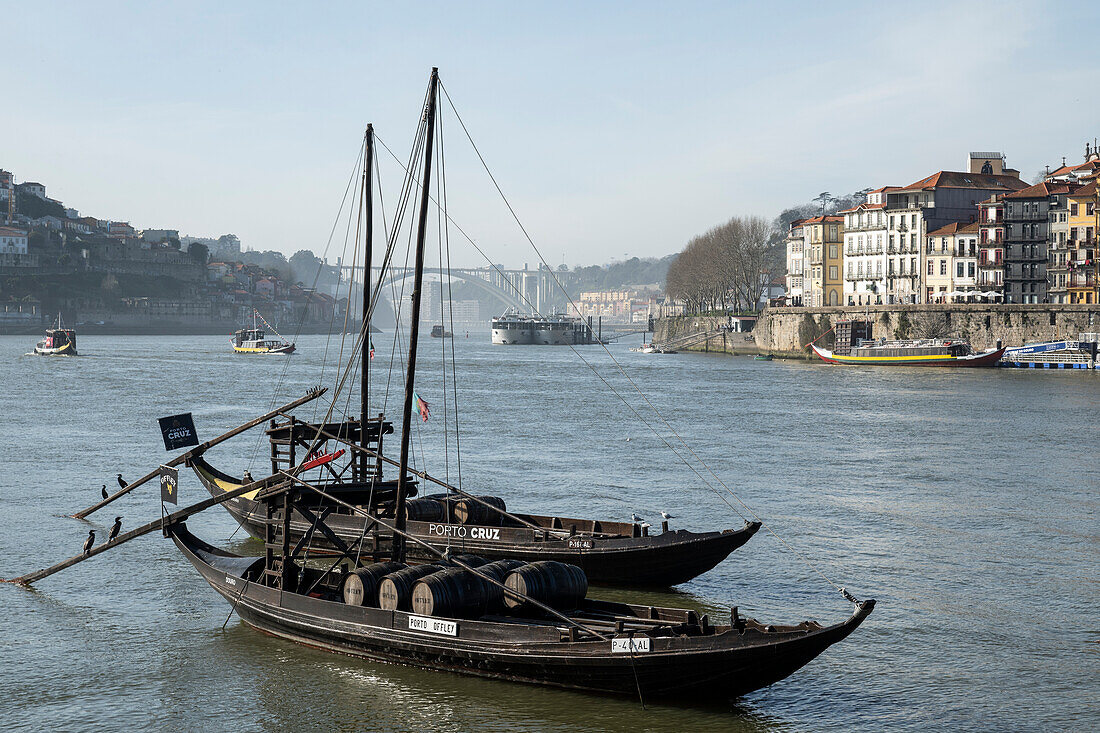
top-left (1069, 271), bottom-right (1097, 288)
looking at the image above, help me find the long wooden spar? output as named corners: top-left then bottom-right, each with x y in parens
top-left (281, 472), bottom-right (609, 641)
top-left (5, 476), bottom-right (291, 586)
top-left (73, 388), bottom-right (327, 519)
top-left (282, 416), bottom-right (566, 537)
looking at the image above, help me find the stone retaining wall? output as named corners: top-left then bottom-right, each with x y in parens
top-left (657, 304), bottom-right (1100, 358)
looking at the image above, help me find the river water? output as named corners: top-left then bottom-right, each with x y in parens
top-left (0, 333), bottom-right (1096, 732)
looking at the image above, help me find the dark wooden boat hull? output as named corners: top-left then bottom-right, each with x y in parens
top-left (190, 456), bottom-right (760, 586)
top-left (170, 523), bottom-right (874, 700)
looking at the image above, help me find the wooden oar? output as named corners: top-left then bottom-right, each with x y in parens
top-left (73, 388), bottom-right (326, 519)
top-left (4, 475), bottom-right (291, 586)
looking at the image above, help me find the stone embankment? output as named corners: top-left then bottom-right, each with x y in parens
top-left (656, 304), bottom-right (1100, 358)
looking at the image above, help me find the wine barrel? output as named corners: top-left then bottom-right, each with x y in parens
top-left (452, 495), bottom-right (507, 526)
top-left (342, 561), bottom-right (407, 606)
top-left (378, 564), bottom-right (444, 611)
top-left (503, 561), bottom-right (588, 612)
top-left (402, 497), bottom-right (445, 523)
top-left (477, 559), bottom-right (526, 611)
top-left (447, 554), bottom-right (489, 568)
top-left (410, 567), bottom-right (491, 619)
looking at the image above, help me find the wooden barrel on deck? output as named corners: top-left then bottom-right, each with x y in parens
top-left (410, 567), bottom-right (491, 619)
top-left (343, 561), bottom-right (406, 606)
top-left (447, 554), bottom-right (489, 568)
top-left (478, 559), bottom-right (526, 611)
top-left (503, 561), bottom-right (587, 612)
top-left (378, 564), bottom-right (444, 611)
top-left (402, 497), bottom-right (445, 523)
top-left (452, 495), bottom-right (507, 525)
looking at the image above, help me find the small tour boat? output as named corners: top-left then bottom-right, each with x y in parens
top-left (430, 324), bottom-right (451, 338)
top-left (33, 315), bottom-right (78, 356)
top-left (232, 310), bottom-right (295, 354)
top-left (811, 340), bottom-right (1005, 367)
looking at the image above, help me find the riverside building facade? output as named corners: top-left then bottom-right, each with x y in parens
top-left (840, 188), bottom-right (893, 305)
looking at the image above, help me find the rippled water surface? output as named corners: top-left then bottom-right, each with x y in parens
top-left (1, 333), bottom-right (1096, 732)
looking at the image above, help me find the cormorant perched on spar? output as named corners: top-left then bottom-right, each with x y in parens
top-left (100, 485), bottom-right (108, 500)
top-left (107, 517), bottom-right (122, 543)
top-left (116, 474), bottom-right (127, 490)
top-left (82, 530), bottom-right (95, 555)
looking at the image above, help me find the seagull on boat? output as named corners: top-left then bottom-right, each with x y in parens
top-left (660, 511), bottom-right (675, 520)
top-left (100, 485), bottom-right (108, 500)
top-left (107, 517), bottom-right (122, 543)
top-left (116, 473), bottom-right (127, 490)
top-left (631, 513), bottom-right (644, 523)
top-left (82, 530), bottom-right (95, 555)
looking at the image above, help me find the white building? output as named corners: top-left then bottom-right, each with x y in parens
top-left (20, 182), bottom-right (46, 198)
top-left (839, 187), bottom-right (895, 305)
top-left (785, 219), bottom-right (808, 306)
top-left (0, 227), bottom-right (29, 254)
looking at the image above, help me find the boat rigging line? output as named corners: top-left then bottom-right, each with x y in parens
top-left (436, 78), bottom-right (856, 601)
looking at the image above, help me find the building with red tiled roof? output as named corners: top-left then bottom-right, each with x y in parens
top-left (925, 222), bottom-right (981, 302)
top-left (882, 167), bottom-right (1025, 304)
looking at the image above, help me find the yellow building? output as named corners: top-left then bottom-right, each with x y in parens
top-left (804, 215), bottom-right (845, 306)
top-left (1067, 181), bottom-right (1098, 304)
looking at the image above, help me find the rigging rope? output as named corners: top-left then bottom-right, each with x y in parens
top-left (433, 79), bottom-right (851, 598)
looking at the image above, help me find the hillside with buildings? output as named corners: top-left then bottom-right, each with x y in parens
top-left (0, 168), bottom-right (352, 333)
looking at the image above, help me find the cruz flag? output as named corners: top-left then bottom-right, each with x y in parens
top-left (414, 392), bottom-right (430, 422)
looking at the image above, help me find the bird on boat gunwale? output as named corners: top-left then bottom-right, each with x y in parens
top-left (116, 474), bottom-right (126, 490)
top-left (107, 517), bottom-right (122, 543)
top-left (100, 485), bottom-right (108, 500)
top-left (82, 530), bottom-right (95, 555)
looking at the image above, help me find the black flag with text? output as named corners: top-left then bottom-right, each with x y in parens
top-left (159, 465), bottom-right (179, 505)
top-left (158, 413), bottom-right (199, 451)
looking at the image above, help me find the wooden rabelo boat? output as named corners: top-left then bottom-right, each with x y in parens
top-left (190, 76), bottom-right (759, 589)
top-left (811, 340), bottom-right (1005, 367)
top-left (188, 452), bottom-right (759, 585)
top-left (163, 69), bottom-right (874, 700)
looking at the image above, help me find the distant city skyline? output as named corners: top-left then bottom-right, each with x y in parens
top-left (4, 1), bottom-right (1100, 269)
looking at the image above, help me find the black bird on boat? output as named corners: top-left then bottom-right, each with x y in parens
top-left (107, 517), bottom-right (122, 543)
top-left (82, 530), bottom-right (95, 555)
top-left (116, 474), bottom-right (126, 490)
top-left (100, 485), bottom-right (108, 500)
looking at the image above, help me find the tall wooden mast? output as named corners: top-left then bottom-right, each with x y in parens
top-left (361, 124), bottom-right (374, 440)
top-left (393, 68), bottom-right (439, 562)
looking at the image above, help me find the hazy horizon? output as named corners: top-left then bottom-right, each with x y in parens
top-left (5, 1), bottom-right (1100, 269)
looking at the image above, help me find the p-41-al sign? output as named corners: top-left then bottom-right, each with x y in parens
top-left (611, 637), bottom-right (651, 654)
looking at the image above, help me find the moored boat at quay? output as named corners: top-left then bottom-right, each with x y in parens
top-left (812, 339), bottom-right (1005, 367)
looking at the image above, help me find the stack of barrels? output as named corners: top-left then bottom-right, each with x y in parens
top-left (343, 556), bottom-right (588, 621)
top-left (402, 494), bottom-right (508, 526)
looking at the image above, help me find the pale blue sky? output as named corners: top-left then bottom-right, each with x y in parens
top-left (4, 1), bottom-right (1099, 267)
